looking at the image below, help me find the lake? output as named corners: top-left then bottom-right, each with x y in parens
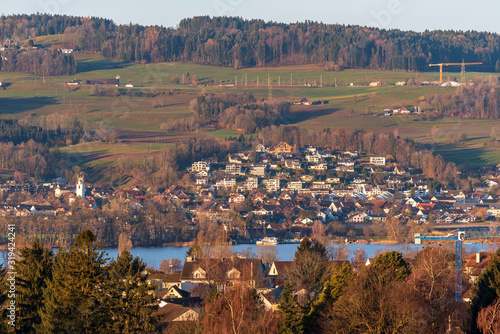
top-left (100, 242), bottom-right (496, 268)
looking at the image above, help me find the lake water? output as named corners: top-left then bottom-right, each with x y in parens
top-left (101, 242), bottom-right (496, 268)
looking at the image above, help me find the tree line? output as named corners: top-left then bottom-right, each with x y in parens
top-left (0, 231), bottom-right (157, 333)
top-left (0, 119), bottom-right (83, 146)
top-left (1, 14), bottom-right (499, 71)
top-left (0, 49), bottom-right (77, 76)
top-left (191, 92), bottom-right (290, 133)
top-left (421, 77), bottom-right (500, 119)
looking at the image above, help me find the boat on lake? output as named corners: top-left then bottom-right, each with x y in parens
top-left (256, 237), bottom-right (278, 245)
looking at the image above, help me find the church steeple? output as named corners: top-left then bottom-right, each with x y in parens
top-left (76, 173), bottom-right (85, 198)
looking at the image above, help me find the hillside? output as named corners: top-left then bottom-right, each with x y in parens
top-left (0, 14), bottom-right (499, 72)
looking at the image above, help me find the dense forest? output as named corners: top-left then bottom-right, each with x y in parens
top-left (0, 233), bottom-right (158, 333)
top-left (0, 119), bottom-right (83, 146)
top-left (0, 49), bottom-right (77, 76)
top-left (1, 14), bottom-right (499, 71)
top-left (191, 92), bottom-right (290, 133)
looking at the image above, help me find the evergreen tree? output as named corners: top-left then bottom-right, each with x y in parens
top-left (471, 248), bottom-right (500, 333)
top-left (278, 283), bottom-right (304, 334)
top-left (288, 238), bottom-right (330, 297)
top-left (496, 59), bottom-right (500, 73)
top-left (16, 239), bottom-right (53, 333)
top-left (39, 230), bottom-right (109, 333)
top-left (313, 262), bottom-right (355, 313)
top-left (106, 251), bottom-right (158, 333)
top-left (370, 250), bottom-right (411, 282)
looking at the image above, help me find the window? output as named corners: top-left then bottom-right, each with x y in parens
top-left (193, 268), bottom-right (206, 279)
top-left (227, 269), bottom-right (240, 279)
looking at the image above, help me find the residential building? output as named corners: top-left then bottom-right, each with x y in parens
top-left (250, 164), bottom-right (267, 176)
top-left (191, 161), bottom-right (211, 172)
top-left (274, 142), bottom-right (292, 153)
top-left (225, 164), bottom-right (242, 175)
top-left (288, 181), bottom-right (303, 191)
top-left (216, 178), bottom-right (236, 189)
top-left (262, 179), bottom-right (280, 192)
top-left (370, 156), bottom-right (386, 166)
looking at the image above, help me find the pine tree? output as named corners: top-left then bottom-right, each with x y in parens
top-left (279, 283), bottom-right (305, 334)
top-left (106, 251), bottom-right (158, 333)
top-left (289, 238), bottom-right (330, 297)
top-left (313, 262), bottom-right (355, 313)
top-left (39, 230), bottom-right (109, 333)
top-left (16, 239), bottom-right (53, 333)
top-left (370, 250), bottom-right (411, 282)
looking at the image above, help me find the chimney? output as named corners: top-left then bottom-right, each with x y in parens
top-left (476, 252), bottom-right (481, 264)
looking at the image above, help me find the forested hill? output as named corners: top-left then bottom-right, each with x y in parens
top-left (2, 14), bottom-right (500, 71)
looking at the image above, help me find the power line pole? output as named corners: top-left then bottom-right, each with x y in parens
top-left (461, 59), bottom-right (465, 84)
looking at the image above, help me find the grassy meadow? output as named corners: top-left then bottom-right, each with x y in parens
top-left (1, 51), bottom-right (499, 176)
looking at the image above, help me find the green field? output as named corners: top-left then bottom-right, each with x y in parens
top-left (1, 52), bottom-right (499, 172)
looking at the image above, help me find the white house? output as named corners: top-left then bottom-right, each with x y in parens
top-left (369, 157), bottom-right (386, 166)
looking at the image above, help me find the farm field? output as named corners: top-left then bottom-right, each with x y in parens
top-left (1, 52), bottom-right (499, 173)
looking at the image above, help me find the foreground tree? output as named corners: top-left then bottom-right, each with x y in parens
top-left (321, 252), bottom-right (419, 333)
top-left (39, 230), bottom-right (109, 333)
top-left (278, 283), bottom-right (305, 334)
top-left (312, 262), bottom-right (355, 322)
top-left (408, 246), bottom-right (461, 333)
top-left (472, 248), bottom-right (500, 333)
top-left (203, 284), bottom-right (281, 334)
top-left (477, 298), bottom-right (500, 334)
top-left (16, 239), bottom-right (53, 333)
top-left (370, 250), bottom-right (411, 282)
top-left (287, 238), bottom-right (331, 298)
top-left (106, 251), bottom-right (158, 333)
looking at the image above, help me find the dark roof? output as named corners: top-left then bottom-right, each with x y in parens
top-left (163, 297), bottom-right (204, 308)
top-left (181, 257), bottom-right (263, 282)
top-left (148, 271), bottom-right (169, 280)
top-left (152, 303), bottom-right (196, 322)
top-left (269, 261), bottom-right (293, 275)
top-left (163, 273), bottom-right (182, 283)
top-left (159, 285), bottom-right (190, 298)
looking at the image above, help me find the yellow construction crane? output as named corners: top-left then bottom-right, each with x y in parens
top-left (429, 60), bottom-right (482, 84)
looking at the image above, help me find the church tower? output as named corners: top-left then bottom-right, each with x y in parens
top-left (76, 173), bottom-right (85, 198)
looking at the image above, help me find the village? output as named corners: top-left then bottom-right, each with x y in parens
top-left (1, 140), bottom-right (500, 243)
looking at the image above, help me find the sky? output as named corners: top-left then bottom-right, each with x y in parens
top-left (1, 0), bottom-right (499, 33)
